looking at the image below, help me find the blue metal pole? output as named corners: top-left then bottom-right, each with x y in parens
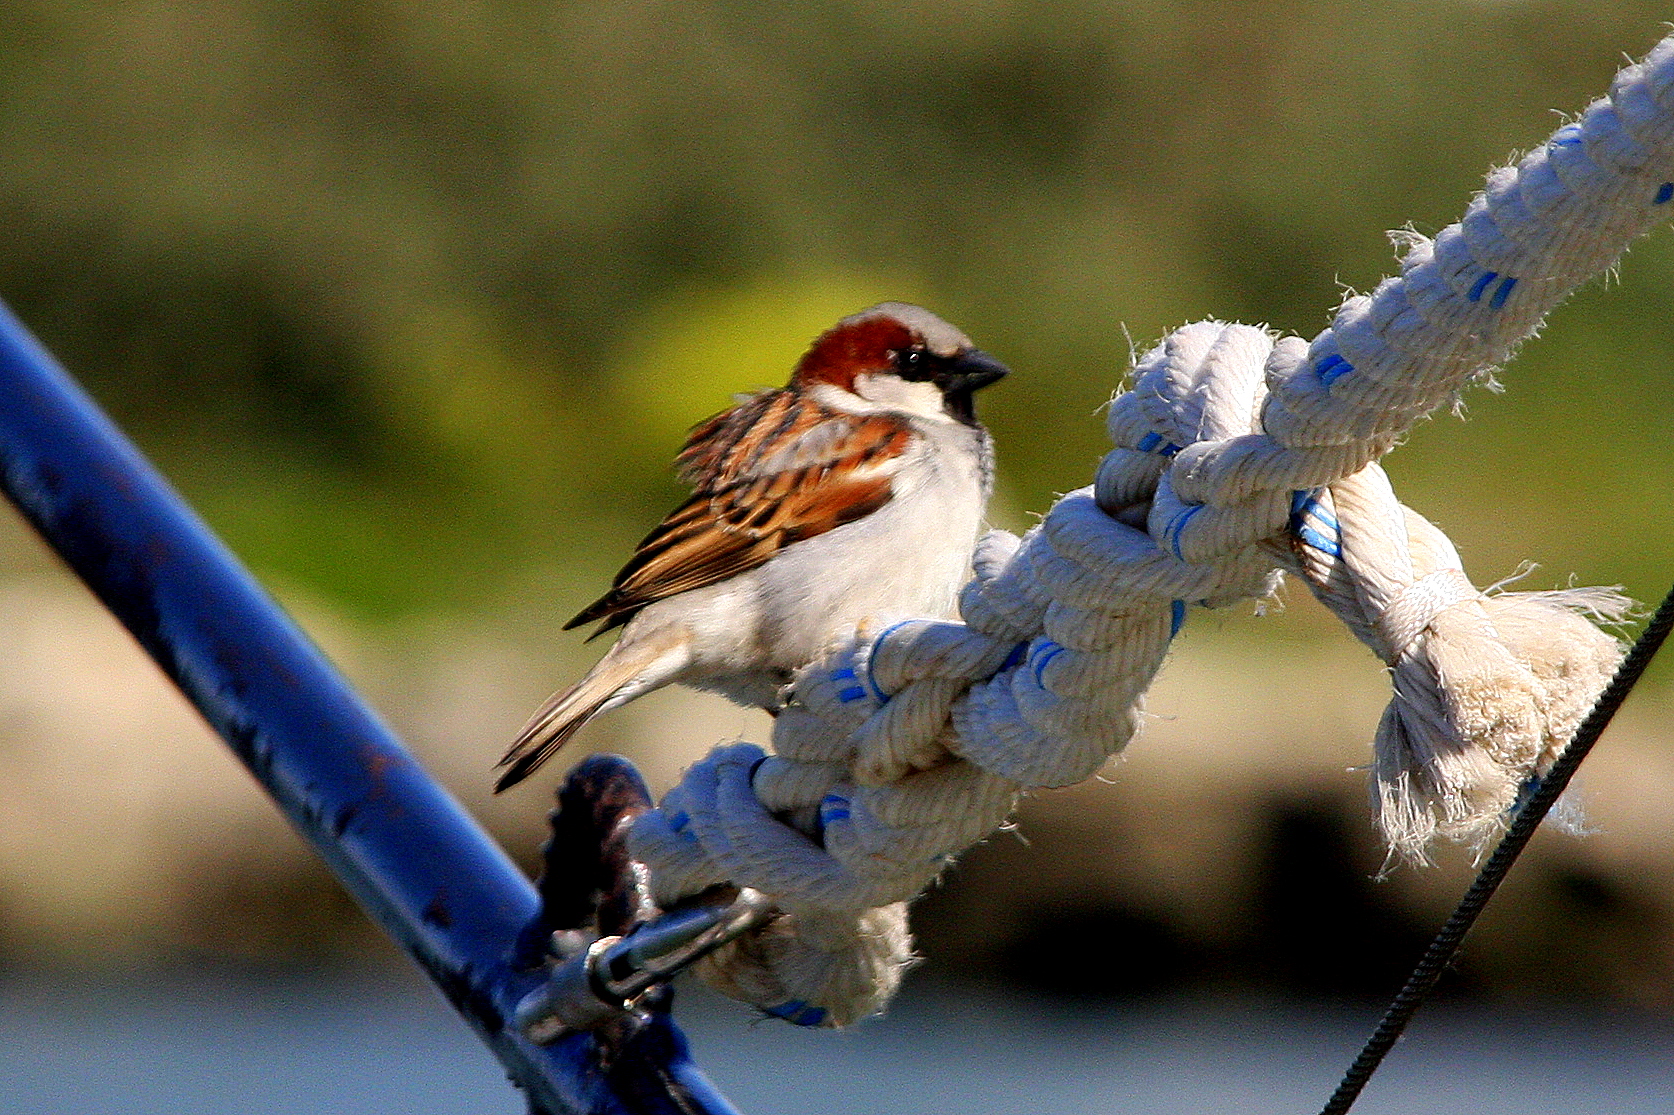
top-left (0, 299), bottom-right (742, 1115)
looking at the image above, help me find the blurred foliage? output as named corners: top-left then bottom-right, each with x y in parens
top-left (2, 0), bottom-right (1672, 623)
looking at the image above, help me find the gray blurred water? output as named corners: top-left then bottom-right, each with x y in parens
top-left (2, 971), bottom-right (1672, 1114)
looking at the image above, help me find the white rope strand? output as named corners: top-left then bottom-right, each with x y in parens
top-left (625, 32), bottom-right (1674, 1027)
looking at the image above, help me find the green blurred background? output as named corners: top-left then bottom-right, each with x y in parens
top-left (3, 0), bottom-right (1674, 1019)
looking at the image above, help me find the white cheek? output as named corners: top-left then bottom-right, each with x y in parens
top-left (851, 374), bottom-right (946, 420)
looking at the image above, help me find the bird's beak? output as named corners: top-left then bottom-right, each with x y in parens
top-left (937, 348), bottom-right (1010, 393)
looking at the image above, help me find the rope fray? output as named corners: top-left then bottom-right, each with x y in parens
top-left (1289, 470), bottom-right (1630, 862)
top-left (625, 32), bottom-right (1674, 1026)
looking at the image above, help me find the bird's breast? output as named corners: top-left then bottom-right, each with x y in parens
top-left (752, 435), bottom-right (988, 663)
top-left (657, 424), bottom-right (990, 691)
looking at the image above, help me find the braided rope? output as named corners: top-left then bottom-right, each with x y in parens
top-left (627, 33), bottom-right (1674, 1026)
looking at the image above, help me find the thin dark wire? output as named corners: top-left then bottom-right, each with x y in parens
top-left (1319, 581), bottom-right (1674, 1115)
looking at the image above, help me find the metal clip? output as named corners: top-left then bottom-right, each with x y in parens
top-left (517, 888), bottom-right (775, 1042)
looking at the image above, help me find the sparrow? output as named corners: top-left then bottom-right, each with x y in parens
top-left (495, 302), bottom-right (1007, 792)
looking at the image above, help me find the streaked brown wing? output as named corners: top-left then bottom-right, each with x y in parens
top-left (566, 394), bottom-right (912, 635)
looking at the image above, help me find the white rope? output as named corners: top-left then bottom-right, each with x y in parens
top-left (626, 32), bottom-right (1674, 1027)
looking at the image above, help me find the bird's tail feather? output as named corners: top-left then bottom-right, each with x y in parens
top-left (494, 686), bottom-right (612, 792)
top-left (494, 626), bottom-right (689, 793)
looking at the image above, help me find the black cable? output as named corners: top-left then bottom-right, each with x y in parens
top-left (1320, 581), bottom-right (1674, 1115)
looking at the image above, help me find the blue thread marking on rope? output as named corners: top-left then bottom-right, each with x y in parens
top-left (765, 1000), bottom-right (828, 1027)
top-left (1136, 430), bottom-right (1181, 456)
top-left (1297, 494), bottom-right (1324, 525)
top-left (832, 665), bottom-right (866, 702)
top-left (1290, 488), bottom-right (1340, 533)
top-left (833, 661), bottom-right (867, 702)
top-left (1296, 524), bottom-right (1341, 556)
top-left (1316, 353), bottom-right (1353, 385)
top-left (1170, 600), bottom-right (1186, 638)
top-left (1000, 641), bottom-right (1028, 672)
top-left (864, 672), bottom-right (889, 703)
top-left (1490, 275), bottom-right (1517, 309)
top-left (1030, 640), bottom-right (1066, 685)
top-left (1551, 123), bottom-right (1583, 147)
top-left (1468, 271), bottom-right (1497, 303)
top-left (820, 794), bottom-right (851, 824)
top-left (865, 620), bottom-right (916, 704)
top-left (1289, 489), bottom-right (1343, 557)
top-left (1656, 182), bottom-right (1673, 205)
top-left (830, 662), bottom-right (870, 699)
top-left (1167, 504), bottom-right (1202, 559)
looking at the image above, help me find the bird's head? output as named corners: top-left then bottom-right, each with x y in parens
top-left (791, 302), bottom-right (1008, 425)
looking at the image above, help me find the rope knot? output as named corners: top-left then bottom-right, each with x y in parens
top-left (1374, 567), bottom-right (1479, 660)
top-left (619, 31), bottom-right (1674, 1027)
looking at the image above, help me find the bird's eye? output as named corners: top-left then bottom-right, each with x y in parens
top-left (893, 347), bottom-right (929, 380)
